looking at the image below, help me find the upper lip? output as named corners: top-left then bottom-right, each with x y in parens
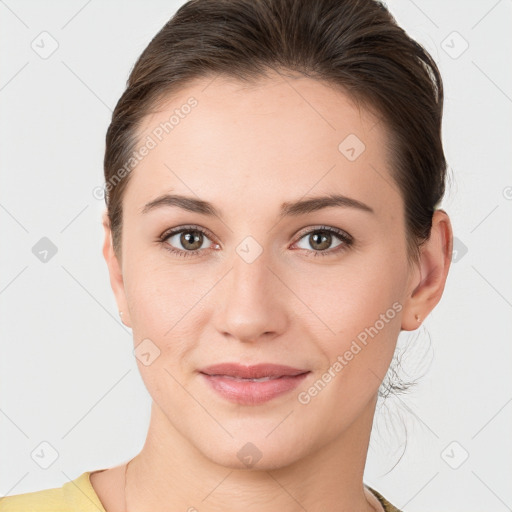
top-left (199, 363), bottom-right (309, 379)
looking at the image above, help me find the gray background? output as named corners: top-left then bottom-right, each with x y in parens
top-left (0, 1), bottom-right (511, 510)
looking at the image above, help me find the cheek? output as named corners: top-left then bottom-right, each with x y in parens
top-left (298, 255), bottom-right (406, 334)
top-left (296, 273), bottom-right (403, 424)
top-left (124, 270), bottom-right (201, 407)
top-left (124, 253), bottom-right (200, 324)
top-left (294, 249), bottom-right (407, 394)
top-left (123, 265), bottom-right (203, 370)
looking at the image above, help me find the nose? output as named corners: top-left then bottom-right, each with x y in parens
top-left (213, 244), bottom-right (290, 344)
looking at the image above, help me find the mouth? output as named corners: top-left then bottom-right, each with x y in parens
top-left (199, 363), bottom-right (311, 405)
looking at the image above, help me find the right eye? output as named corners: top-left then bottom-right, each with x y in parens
top-left (159, 225), bottom-right (218, 258)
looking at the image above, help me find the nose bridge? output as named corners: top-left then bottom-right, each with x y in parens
top-left (213, 236), bottom-right (288, 341)
top-left (229, 237), bottom-right (274, 307)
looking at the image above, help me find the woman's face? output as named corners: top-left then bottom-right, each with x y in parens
top-left (107, 72), bottom-right (420, 469)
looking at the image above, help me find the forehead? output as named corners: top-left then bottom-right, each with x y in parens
top-left (124, 73), bottom-right (399, 217)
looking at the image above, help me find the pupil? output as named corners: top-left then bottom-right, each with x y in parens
top-left (312, 231), bottom-right (330, 250)
top-left (181, 231), bottom-right (202, 250)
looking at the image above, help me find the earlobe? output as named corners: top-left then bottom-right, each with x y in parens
top-left (401, 209), bottom-right (453, 331)
top-left (102, 210), bottom-right (132, 328)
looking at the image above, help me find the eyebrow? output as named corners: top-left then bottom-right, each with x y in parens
top-left (141, 193), bottom-right (374, 219)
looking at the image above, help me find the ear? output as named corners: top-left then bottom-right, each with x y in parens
top-left (401, 209), bottom-right (453, 331)
top-left (102, 210), bottom-right (132, 328)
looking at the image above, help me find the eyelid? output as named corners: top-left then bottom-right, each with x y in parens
top-left (293, 224), bottom-right (353, 243)
top-left (160, 224), bottom-right (218, 245)
top-left (290, 225), bottom-right (353, 256)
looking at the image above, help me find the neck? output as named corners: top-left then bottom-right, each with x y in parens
top-left (124, 395), bottom-right (379, 512)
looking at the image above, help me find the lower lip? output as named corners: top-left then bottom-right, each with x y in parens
top-left (200, 372), bottom-right (310, 405)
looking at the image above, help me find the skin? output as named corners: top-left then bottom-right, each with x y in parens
top-left (94, 71), bottom-right (453, 512)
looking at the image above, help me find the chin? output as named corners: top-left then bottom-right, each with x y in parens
top-left (190, 428), bottom-right (310, 471)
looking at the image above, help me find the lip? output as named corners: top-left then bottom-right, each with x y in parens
top-left (199, 363), bottom-right (308, 379)
top-left (199, 363), bottom-right (310, 405)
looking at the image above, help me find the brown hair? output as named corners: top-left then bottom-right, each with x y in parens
top-left (104, 0), bottom-right (446, 265)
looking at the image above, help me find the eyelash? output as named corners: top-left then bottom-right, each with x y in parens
top-left (158, 225), bottom-right (353, 259)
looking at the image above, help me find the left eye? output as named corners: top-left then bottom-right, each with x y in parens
top-left (294, 227), bottom-right (351, 253)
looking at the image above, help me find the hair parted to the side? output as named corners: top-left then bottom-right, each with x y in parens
top-left (103, 0), bottom-right (446, 420)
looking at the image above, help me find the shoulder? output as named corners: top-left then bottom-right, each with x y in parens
top-left (0, 485), bottom-right (66, 512)
top-left (0, 472), bottom-right (106, 512)
top-left (366, 485), bottom-right (405, 512)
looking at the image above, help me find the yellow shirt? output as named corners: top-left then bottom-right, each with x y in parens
top-left (0, 470), bottom-right (403, 512)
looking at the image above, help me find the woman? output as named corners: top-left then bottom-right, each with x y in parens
top-left (1, 0), bottom-right (452, 510)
